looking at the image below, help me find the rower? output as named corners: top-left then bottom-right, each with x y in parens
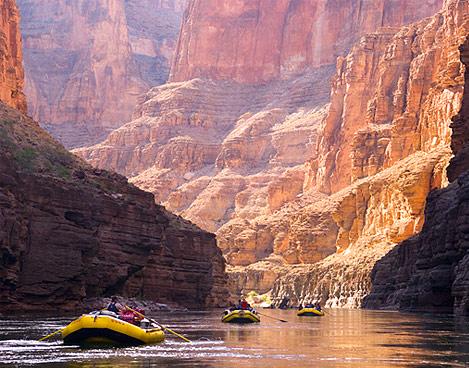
top-left (107, 296), bottom-right (124, 314)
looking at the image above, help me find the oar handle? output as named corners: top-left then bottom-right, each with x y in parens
top-left (124, 305), bottom-right (191, 342)
top-left (159, 325), bottom-right (191, 342)
top-left (257, 311), bottom-right (288, 322)
top-left (38, 327), bottom-right (65, 341)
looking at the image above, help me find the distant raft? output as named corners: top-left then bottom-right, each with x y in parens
top-left (222, 309), bottom-right (261, 323)
top-left (62, 312), bottom-right (165, 347)
top-left (297, 308), bottom-right (324, 317)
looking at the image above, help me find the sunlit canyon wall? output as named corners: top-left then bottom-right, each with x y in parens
top-left (363, 0), bottom-right (469, 314)
top-left (72, 0), bottom-right (459, 308)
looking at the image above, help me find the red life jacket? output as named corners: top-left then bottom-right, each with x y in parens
top-left (241, 300), bottom-right (248, 310)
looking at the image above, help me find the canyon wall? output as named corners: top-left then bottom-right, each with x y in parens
top-left (0, 0), bottom-right (26, 113)
top-left (74, 0), bottom-right (456, 304)
top-left (0, 101), bottom-right (228, 313)
top-left (270, 0), bottom-right (467, 307)
top-left (76, 0), bottom-right (443, 253)
top-left (17, 0), bottom-right (186, 149)
top-left (170, 0), bottom-right (443, 84)
top-left (363, 6), bottom-right (469, 314)
top-left (75, 66), bottom-right (335, 238)
top-left (124, 0), bottom-right (187, 88)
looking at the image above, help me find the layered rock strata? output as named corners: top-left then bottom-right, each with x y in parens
top-left (269, 0), bottom-right (467, 308)
top-left (363, 6), bottom-right (469, 314)
top-left (75, 66), bottom-right (335, 239)
top-left (17, 0), bottom-right (186, 149)
top-left (75, 0), bottom-right (456, 303)
top-left (0, 0), bottom-right (26, 113)
top-left (270, 149), bottom-right (449, 306)
top-left (0, 101), bottom-right (228, 313)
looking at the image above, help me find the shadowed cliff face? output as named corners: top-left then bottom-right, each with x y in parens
top-left (17, 0), bottom-right (186, 149)
top-left (170, 0), bottom-right (443, 84)
top-left (124, 0), bottom-right (188, 88)
top-left (0, 0), bottom-right (27, 113)
top-left (0, 101), bottom-right (228, 313)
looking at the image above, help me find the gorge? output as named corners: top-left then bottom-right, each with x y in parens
top-left (2, 0), bottom-right (469, 315)
top-left (72, 0), bottom-right (468, 311)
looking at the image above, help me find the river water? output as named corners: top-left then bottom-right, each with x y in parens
top-left (1, 308), bottom-right (469, 367)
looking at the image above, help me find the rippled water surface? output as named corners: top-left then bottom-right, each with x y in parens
top-left (1, 309), bottom-right (469, 367)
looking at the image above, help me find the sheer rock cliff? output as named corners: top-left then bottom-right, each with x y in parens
top-left (363, 1), bottom-right (469, 314)
top-left (271, 0), bottom-right (468, 308)
top-left (170, 0), bottom-right (443, 84)
top-left (0, 0), bottom-right (26, 113)
top-left (17, 0), bottom-right (186, 149)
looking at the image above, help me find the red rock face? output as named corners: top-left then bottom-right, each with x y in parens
top-left (308, 7), bottom-right (462, 195)
top-left (170, 0), bottom-right (444, 84)
top-left (0, 0), bottom-right (26, 113)
top-left (363, 3), bottom-right (469, 314)
top-left (17, 0), bottom-right (186, 149)
top-left (18, 0), bottom-right (146, 149)
top-left (272, 0), bottom-right (468, 309)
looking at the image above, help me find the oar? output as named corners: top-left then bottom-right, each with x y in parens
top-left (124, 305), bottom-right (191, 342)
top-left (38, 327), bottom-right (65, 341)
top-left (256, 311), bottom-right (288, 323)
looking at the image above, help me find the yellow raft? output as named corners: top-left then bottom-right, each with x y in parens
top-left (221, 309), bottom-right (261, 323)
top-left (297, 307), bottom-right (324, 317)
top-left (62, 312), bottom-right (165, 347)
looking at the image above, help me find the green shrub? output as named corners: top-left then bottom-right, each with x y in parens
top-left (14, 148), bottom-right (37, 172)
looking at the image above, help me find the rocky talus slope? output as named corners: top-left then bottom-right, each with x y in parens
top-left (0, 101), bottom-right (228, 313)
top-left (0, 0), bottom-right (26, 113)
top-left (363, 4), bottom-right (469, 314)
top-left (17, 0), bottom-right (186, 149)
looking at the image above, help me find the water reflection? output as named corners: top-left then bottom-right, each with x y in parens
top-left (1, 309), bottom-right (469, 367)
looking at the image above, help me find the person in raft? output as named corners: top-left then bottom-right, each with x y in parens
top-left (107, 296), bottom-right (125, 314)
